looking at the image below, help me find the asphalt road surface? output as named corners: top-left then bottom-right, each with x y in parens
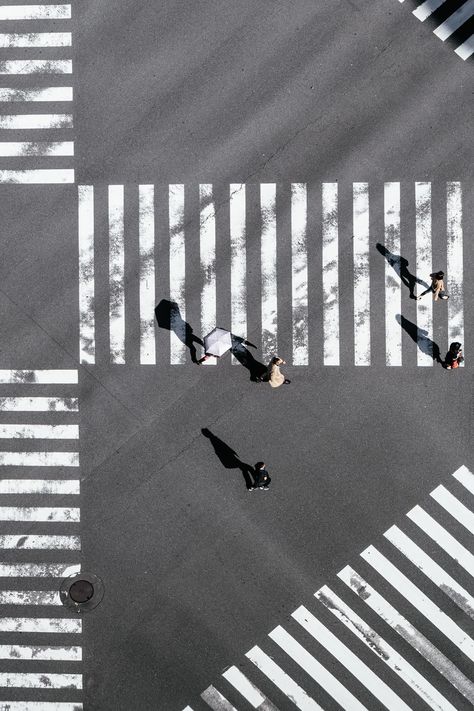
top-left (0, 1), bottom-right (473, 710)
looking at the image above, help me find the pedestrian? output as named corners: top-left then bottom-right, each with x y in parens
top-left (416, 271), bottom-right (449, 301)
top-left (445, 342), bottom-right (464, 369)
top-left (267, 356), bottom-right (291, 387)
top-left (249, 462), bottom-right (271, 490)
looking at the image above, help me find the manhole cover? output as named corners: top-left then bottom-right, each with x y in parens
top-left (69, 580), bottom-right (94, 603)
top-left (60, 572), bottom-right (104, 612)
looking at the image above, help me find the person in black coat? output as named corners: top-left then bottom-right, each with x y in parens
top-left (249, 462), bottom-right (271, 491)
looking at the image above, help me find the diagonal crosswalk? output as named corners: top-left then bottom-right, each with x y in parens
top-left (0, 369), bottom-right (82, 710)
top-left (183, 464), bottom-right (474, 711)
top-left (398, 0), bottom-right (474, 60)
top-left (0, 3), bottom-right (74, 183)
top-left (78, 182), bottom-right (465, 368)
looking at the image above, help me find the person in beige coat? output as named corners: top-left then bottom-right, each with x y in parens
top-left (267, 356), bottom-right (291, 387)
top-left (416, 271), bottom-right (448, 301)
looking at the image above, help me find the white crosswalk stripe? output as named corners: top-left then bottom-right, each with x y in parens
top-left (183, 465), bottom-right (474, 711)
top-left (78, 183), bottom-right (466, 368)
top-left (397, 0), bottom-right (474, 60)
top-left (0, 369), bottom-right (82, 708)
top-left (0, 3), bottom-right (74, 182)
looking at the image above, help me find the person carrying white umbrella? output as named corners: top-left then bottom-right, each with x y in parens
top-left (197, 327), bottom-right (233, 364)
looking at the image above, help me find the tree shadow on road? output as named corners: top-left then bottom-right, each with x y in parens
top-left (201, 428), bottom-right (255, 490)
top-left (396, 314), bottom-right (443, 364)
top-left (376, 243), bottom-right (428, 298)
top-left (155, 299), bottom-right (203, 363)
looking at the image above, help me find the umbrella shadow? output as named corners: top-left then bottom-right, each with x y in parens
top-left (376, 243), bottom-right (428, 297)
top-left (201, 428), bottom-right (255, 489)
top-left (396, 314), bottom-right (443, 364)
top-left (230, 336), bottom-right (267, 382)
top-left (155, 299), bottom-right (203, 363)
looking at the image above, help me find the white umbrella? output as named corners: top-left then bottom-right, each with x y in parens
top-left (203, 327), bottom-right (232, 357)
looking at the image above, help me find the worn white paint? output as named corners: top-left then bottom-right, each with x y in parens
top-left (291, 183), bottom-right (308, 365)
top-left (0, 591), bottom-right (61, 605)
top-left (0, 479), bottom-right (79, 494)
top-left (0, 5), bottom-right (71, 20)
top-left (0, 33), bottom-right (71, 47)
top-left (384, 182), bottom-right (402, 366)
top-left (230, 184), bottom-right (246, 363)
top-left (78, 184), bottom-right (95, 364)
top-left (222, 666), bottom-right (266, 707)
top-left (415, 182), bottom-right (433, 365)
top-left (322, 183), bottom-right (339, 365)
top-left (353, 183), bottom-right (370, 365)
top-left (0, 644), bottom-right (80, 659)
top-left (0, 369), bottom-right (77, 383)
top-left (453, 465), bottom-right (474, 496)
top-left (0, 672), bottom-right (82, 688)
top-left (0, 507), bottom-right (79, 522)
top-left (108, 185), bottom-right (125, 363)
top-left (0, 563), bottom-right (80, 577)
top-left (260, 184), bottom-right (278, 361)
top-left (446, 182), bottom-right (463, 358)
top-left (431, 485), bottom-right (474, 532)
top-left (199, 184), bottom-right (217, 365)
top-left (455, 35), bottom-right (474, 60)
top-left (434, 0), bottom-right (474, 40)
top-left (0, 60), bottom-right (72, 74)
top-left (169, 184), bottom-right (186, 364)
top-left (0, 704), bottom-right (82, 711)
top-left (0, 618), bottom-right (81, 633)
top-left (0, 424), bottom-right (78, 439)
top-left (201, 685), bottom-right (237, 710)
top-left (0, 535), bottom-right (80, 549)
top-left (0, 87), bottom-right (73, 102)
top-left (0, 396), bottom-right (78, 411)
top-left (0, 452), bottom-right (78, 467)
top-left (0, 141), bottom-right (73, 156)
top-left (139, 184), bottom-right (155, 365)
top-left (0, 169), bottom-right (74, 183)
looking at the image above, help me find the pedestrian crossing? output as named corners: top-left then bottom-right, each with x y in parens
top-left (78, 182), bottom-right (466, 368)
top-left (183, 464), bottom-right (474, 711)
top-left (398, 0), bottom-right (474, 60)
top-left (0, 369), bottom-right (82, 710)
top-left (0, 3), bottom-right (74, 183)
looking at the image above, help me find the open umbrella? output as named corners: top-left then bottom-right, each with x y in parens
top-left (203, 327), bottom-right (232, 357)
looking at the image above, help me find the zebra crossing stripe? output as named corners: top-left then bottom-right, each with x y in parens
top-left (384, 525), bottom-right (474, 618)
top-left (0, 618), bottom-right (81, 633)
top-left (0, 673), bottom-right (82, 688)
top-left (0, 705), bottom-right (82, 711)
top-left (453, 465), bottom-right (474, 496)
top-left (201, 685), bottom-right (237, 710)
top-left (139, 185), bottom-right (156, 365)
top-left (109, 185), bottom-right (125, 364)
top-left (0, 141), bottom-right (73, 156)
top-left (0, 33), bottom-right (71, 47)
top-left (353, 183), bottom-right (370, 366)
top-left (79, 185), bottom-right (95, 364)
top-left (200, 184), bottom-right (217, 365)
top-left (0, 479), bottom-right (79, 494)
top-left (0, 60), bottom-right (72, 74)
top-left (446, 182), bottom-right (464, 357)
top-left (415, 182), bottom-right (433, 366)
top-left (0, 424), bottom-right (79, 439)
top-left (434, 0), bottom-right (474, 40)
top-left (431, 485), bottom-right (474, 532)
top-left (222, 666), bottom-right (278, 709)
top-left (455, 35), bottom-right (474, 60)
top-left (0, 5), bottom-right (71, 20)
top-left (338, 565), bottom-right (474, 704)
top-left (407, 505), bottom-right (474, 577)
top-left (230, 185), bottom-right (247, 364)
top-left (260, 184), bottom-right (278, 361)
top-left (0, 591), bottom-right (61, 605)
top-left (246, 645), bottom-right (323, 711)
top-left (0, 169), bottom-right (74, 183)
top-left (0, 645), bottom-right (80, 660)
top-left (322, 183), bottom-right (339, 366)
top-left (0, 87), bottom-right (73, 102)
top-left (384, 182), bottom-right (402, 366)
top-left (316, 585), bottom-right (459, 711)
top-left (0, 562), bottom-right (79, 577)
top-left (0, 507), bottom-right (79, 522)
top-left (0, 535), bottom-right (80, 549)
top-left (291, 184), bottom-right (308, 366)
top-left (0, 452), bottom-right (78, 467)
top-left (0, 396), bottom-right (78, 411)
top-left (292, 605), bottom-right (412, 711)
top-left (169, 184), bottom-right (186, 365)
top-left (269, 625), bottom-right (369, 711)
top-left (413, 0), bottom-right (446, 21)
top-left (0, 370), bottom-right (78, 384)
top-left (360, 545), bottom-right (474, 662)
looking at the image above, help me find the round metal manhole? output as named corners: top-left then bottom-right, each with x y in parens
top-left (60, 572), bottom-right (104, 613)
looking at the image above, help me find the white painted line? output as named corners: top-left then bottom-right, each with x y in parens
top-left (0, 535), bottom-right (80, 549)
top-left (0, 33), bottom-right (71, 48)
top-left (0, 644), bottom-right (81, 660)
top-left (200, 185), bottom-right (217, 365)
top-left (353, 183), bottom-right (370, 366)
top-left (322, 183), bottom-right (339, 366)
top-left (247, 645), bottom-right (323, 711)
top-left (0, 672), bottom-right (82, 689)
top-left (384, 525), bottom-right (474, 618)
top-left (291, 183), bottom-right (308, 365)
top-left (0, 507), bottom-right (79, 522)
top-left (201, 685), bottom-right (237, 710)
top-left (0, 169), bottom-right (74, 183)
top-left (0, 590), bottom-right (61, 605)
top-left (431, 485), bottom-right (474, 532)
top-left (415, 182), bottom-right (433, 366)
top-left (169, 184), bottom-right (186, 364)
top-left (0, 618), bottom-right (81, 633)
top-left (0, 5), bottom-right (71, 20)
top-left (0, 452), bottom-right (79, 467)
top-left (339, 565), bottom-right (474, 704)
top-left (0, 369), bottom-right (77, 384)
top-left (0, 704), bottom-right (83, 711)
top-left (0, 141), bottom-right (73, 156)
top-left (182, 707), bottom-right (194, 711)
top-left (222, 666), bottom-right (266, 708)
top-left (0, 87), bottom-right (73, 102)
top-left (446, 182), bottom-right (463, 359)
top-left (453, 465), bottom-right (474, 496)
top-left (316, 585), bottom-right (459, 711)
top-left (455, 34), bottom-right (474, 59)
top-left (434, 0), bottom-right (474, 40)
top-left (413, 0), bottom-right (446, 21)
top-left (0, 114), bottom-right (73, 131)
top-left (139, 185), bottom-right (156, 365)
top-left (0, 562), bottom-right (80, 577)
top-left (109, 185), bottom-right (125, 364)
top-left (0, 424), bottom-right (79, 439)
top-left (293, 606), bottom-right (412, 711)
top-left (384, 182), bottom-right (402, 366)
top-left (361, 546), bottom-right (474, 663)
top-left (78, 185), bottom-right (95, 364)
top-left (0, 60), bottom-right (72, 74)
top-left (408, 505), bottom-right (474, 577)
top-left (269, 625), bottom-right (369, 711)
top-left (0, 479), bottom-right (79, 494)
top-left (260, 184), bottom-right (278, 361)
top-left (0, 396), bottom-right (78, 411)
top-left (230, 184), bottom-right (246, 364)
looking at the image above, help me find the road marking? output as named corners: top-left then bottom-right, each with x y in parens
top-left (0, 169), bottom-right (74, 183)
top-left (0, 424), bottom-right (78, 438)
top-left (415, 182), bottom-right (433, 365)
top-left (230, 185), bottom-right (247, 362)
top-left (0, 452), bottom-right (78, 467)
top-left (446, 182), bottom-right (463, 358)
top-left (0, 396), bottom-right (78, 411)
top-left (339, 565), bottom-right (474, 704)
top-left (0, 618), bottom-right (81, 633)
top-left (431, 484), bottom-right (474, 532)
top-left (0, 591), bottom-right (61, 605)
top-left (291, 183), bottom-right (308, 365)
top-left (0, 705), bottom-right (83, 711)
top-left (222, 666), bottom-right (276, 708)
top-left (108, 185), bottom-right (125, 363)
top-left (260, 184), bottom-right (278, 361)
top-left (0, 60), bottom-right (72, 74)
top-left (169, 184), bottom-right (186, 364)
top-left (455, 34), bottom-right (474, 59)
top-left (434, 0), bottom-right (474, 40)
top-left (201, 685), bottom-right (237, 710)
top-left (0, 141), bottom-right (73, 157)
top-left (413, 0), bottom-right (446, 21)
top-left (453, 464), bottom-right (474, 495)
top-left (139, 185), bottom-right (156, 364)
top-left (0, 33), bottom-right (71, 47)
top-left (316, 585), bottom-right (459, 711)
top-left (200, 184), bottom-right (216, 364)
top-left (269, 625), bottom-right (369, 711)
top-left (0, 535), bottom-right (80, 550)
top-left (78, 185), bottom-right (95, 364)
top-left (0, 479), bottom-right (79, 494)
top-left (0, 507), bottom-right (79, 522)
top-left (384, 182), bottom-right (402, 366)
top-left (322, 182), bottom-right (339, 366)
top-left (353, 183), bottom-right (370, 366)
top-left (0, 5), bottom-right (71, 20)
top-left (0, 562), bottom-right (80, 577)
top-left (0, 673), bottom-right (82, 688)
top-left (0, 369), bottom-right (78, 384)
top-left (0, 644), bottom-right (80, 659)
top-left (0, 87), bottom-right (73, 102)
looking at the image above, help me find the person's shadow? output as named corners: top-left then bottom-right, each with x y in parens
top-left (155, 299), bottom-right (203, 363)
top-left (376, 243), bottom-right (428, 298)
top-left (396, 314), bottom-right (442, 364)
top-left (230, 335), bottom-right (267, 382)
top-left (201, 428), bottom-right (255, 489)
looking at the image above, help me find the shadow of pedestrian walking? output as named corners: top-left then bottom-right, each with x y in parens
top-left (230, 336), bottom-right (267, 382)
top-left (201, 428), bottom-right (255, 490)
top-left (376, 243), bottom-right (428, 298)
top-left (155, 299), bottom-right (203, 363)
top-left (396, 314), bottom-right (442, 364)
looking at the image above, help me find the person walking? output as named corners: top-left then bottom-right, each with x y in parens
top-left (249, 462), bottom-right (271, 490)
top-left (267, 356), bottom-right (291, 387)
top-left (445, 342), bottom-right (464, 369)
top-left (416, 271), bottom-right (449, 301)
